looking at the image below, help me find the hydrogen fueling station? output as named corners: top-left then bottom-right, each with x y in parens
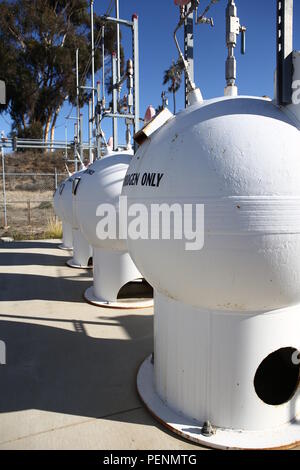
top-left (0, 0), bottom-right (300, 454)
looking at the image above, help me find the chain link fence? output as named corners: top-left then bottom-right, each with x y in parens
top-left (0, 169), bottom-right (68, 239)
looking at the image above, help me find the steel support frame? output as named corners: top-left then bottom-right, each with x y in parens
top-left (184, 7), bottom-right (194, 108)
top-left (277, 0), bottom-right (294, 105)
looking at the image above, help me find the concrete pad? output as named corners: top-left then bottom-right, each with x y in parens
top-left (0, 240), bottom-right (200, 450)
top-left (0, 240), bottom-right (298, 450)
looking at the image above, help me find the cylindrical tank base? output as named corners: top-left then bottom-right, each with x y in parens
top-left (66, 228), bottom-right (93, 269)
top-left (83, 248), bottom-right (153, 309)
top-left (59, 221), bottom-right (73, 251)
top-left (137, 292), bottom-right (300, 450)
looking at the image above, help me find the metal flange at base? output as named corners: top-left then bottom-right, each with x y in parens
top-left (58, 244), bottom-right (73, 251)
top-left (66, 259), bottom-right (93, 269)
top-left (137, 355), bottom-right (300, 451)
top-left (84, 286), bottom-right (154, 310)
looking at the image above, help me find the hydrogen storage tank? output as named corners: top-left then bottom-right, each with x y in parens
top-left (60, 169), bottom-right (93, 269)
top-left (75, 150), bottom-right (153, 308)
top-left (53, 179), bottom-right (73, 250)
top-left (122, 91), bottom-right (300, 449)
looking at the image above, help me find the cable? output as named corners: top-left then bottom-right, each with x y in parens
top-left (79, 0), bottom-right (114, 86)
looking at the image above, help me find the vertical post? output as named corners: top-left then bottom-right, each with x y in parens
top-left (96, 81), bottom-right (101, 159)
top-left (1, 145), bottom-right (7, 228)
top-left (115, 0), bottom-right (121, 101)
top-left (88, 98), bottom-right (93, 163)
top-left (112, 52), bottom-right (118, 150)
top-left (27, 200), bottom-right (31, 226)
top-left (102, 26), bottom-right (106, 106)
top-left (64, 124), bottom-right (68, 161)
top-left (90, 0), bottom-right (95, 125)
top-left (132, 14), bottom-right (140, 143)
top-left (74, 122), bottom-right (78, 172)
top-left (79, 113), bottom-right (83, 164)
top-left (277, 0), bottom-right (294, 105)
top-left (54, 167), bottom-right (58, 190)
top-left (76, 48), bottom-right (80, 154)
top-left (184, 6), bottom-right (194, 108)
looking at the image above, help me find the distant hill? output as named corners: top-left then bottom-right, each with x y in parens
top-left (3, 151), bottom-right (73, 175)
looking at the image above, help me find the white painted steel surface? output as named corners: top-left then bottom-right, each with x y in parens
top-left (123, 95), bottom-right (300, 447)
top-left (76, 152), bottom-right (147, 305)
top-left (66, 228), bottom-right (92, 269)
top-left (59, 170), bottom-right (92, 269)
top-left (124, 96), bottom-right (300, 311)
top-left (60, 221), bottom-right (73, 250)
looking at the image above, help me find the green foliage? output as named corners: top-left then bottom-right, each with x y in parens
top-left (163, 59), bottom-right (185, 114)
top-left (0, 0), bottom-right (124, 140)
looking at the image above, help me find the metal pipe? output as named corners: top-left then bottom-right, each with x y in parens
top-left (103, 112), bottom-right (135, 120)
top-left (99, 16), bottom-right (133, 28)
top-left (88, 98), bottom-right (93, 163)
top-left (102, 26), bottom-right (105, 105)
top-left (115, 0), bottom-right (121, 101)
top-left (96, 81), bottom-right (102, 158)
top-left (132, 14), bottom-right (140, 139)
top-left (90, 0), bottom-right (95, 125)
top-left (76, 49), bottom-right (80, 139)
top-left (74, 122), bottom-right (78, 172)
top-left (112, 52), bottom-right (118, 150)
top-left (1, 146), bottom-right (7, 228)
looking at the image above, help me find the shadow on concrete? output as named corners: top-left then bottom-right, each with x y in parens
top-left (0, 315), bottom-right (153, 420)
top-left (0, 273), bottom-right (91, 303)
top-left (0, 241), bottom-right (61, 250)
top-left (0, 252), bottom-right (70, 268)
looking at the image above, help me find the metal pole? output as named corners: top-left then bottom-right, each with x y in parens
top-left (74, 122), bottom-right (78, 172)
top-left (90, 0), bottom-right (95, 124)
top-left (88, 98), bottom-right (93, 163)
top-left (277, 0), bottom-right (294, 105)
top-left (132, 15), bottom-right (140, 140)
top-left (76, 48), bottom-right (80, 145)
top-left (184, 6), bottom-right (194, 108)
top-left (65, 124), bottom-right (68, 161)
top-left (112, 52), bottom-right (118, 150)
top-left (102, 26), bottom-right (106, 105)
top-left (115, 0), bottom-right (121, 101)
top-left (79, 113), bottom-right (83, 164)
top-left (96, 81), bottom-right (102, 158)
top-left (54, 167), bottom-right (58, 190)
top-left (1, 145), bottom-right (7, 228)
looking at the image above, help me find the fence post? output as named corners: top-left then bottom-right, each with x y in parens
top-left (54, 167), bottom-right (58, 190)
top-left (27, 200), bottom-right (31, 225)
top-left (1, 145), bottom-right (7, 228)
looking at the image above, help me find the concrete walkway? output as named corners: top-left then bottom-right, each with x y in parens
top-left (0, 240), bottom-right (200, 450)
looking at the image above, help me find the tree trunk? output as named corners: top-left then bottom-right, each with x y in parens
top-left (44, 114), bottom-right (52, 143)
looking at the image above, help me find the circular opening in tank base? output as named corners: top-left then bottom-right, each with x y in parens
top-left (65, 259), bottom-right (93, 269)
top-left (137, 356), bottom-right (300, 450)
top-left (83, 285), bottom-right (154, 310)
top-left (254, 348), bottom-right (300, 406)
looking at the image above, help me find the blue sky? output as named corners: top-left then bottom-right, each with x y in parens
top-left (1, 0), bottom-right (300, 146)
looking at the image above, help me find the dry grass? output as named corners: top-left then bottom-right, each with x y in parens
top-left (43, 216), bottom-right (62, 239)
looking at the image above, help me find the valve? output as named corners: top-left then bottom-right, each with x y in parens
top-left (225, 0), bottom-right (246, 95)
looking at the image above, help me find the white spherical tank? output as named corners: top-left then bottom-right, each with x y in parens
top-left (122, 96), bottom-right (300, 449)
top-left (53, 179), bottom-right (73, 250)
top-left (60, 170), bottom-right (93, 269)
top-left (75, 152), bottom-right (153, 308)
